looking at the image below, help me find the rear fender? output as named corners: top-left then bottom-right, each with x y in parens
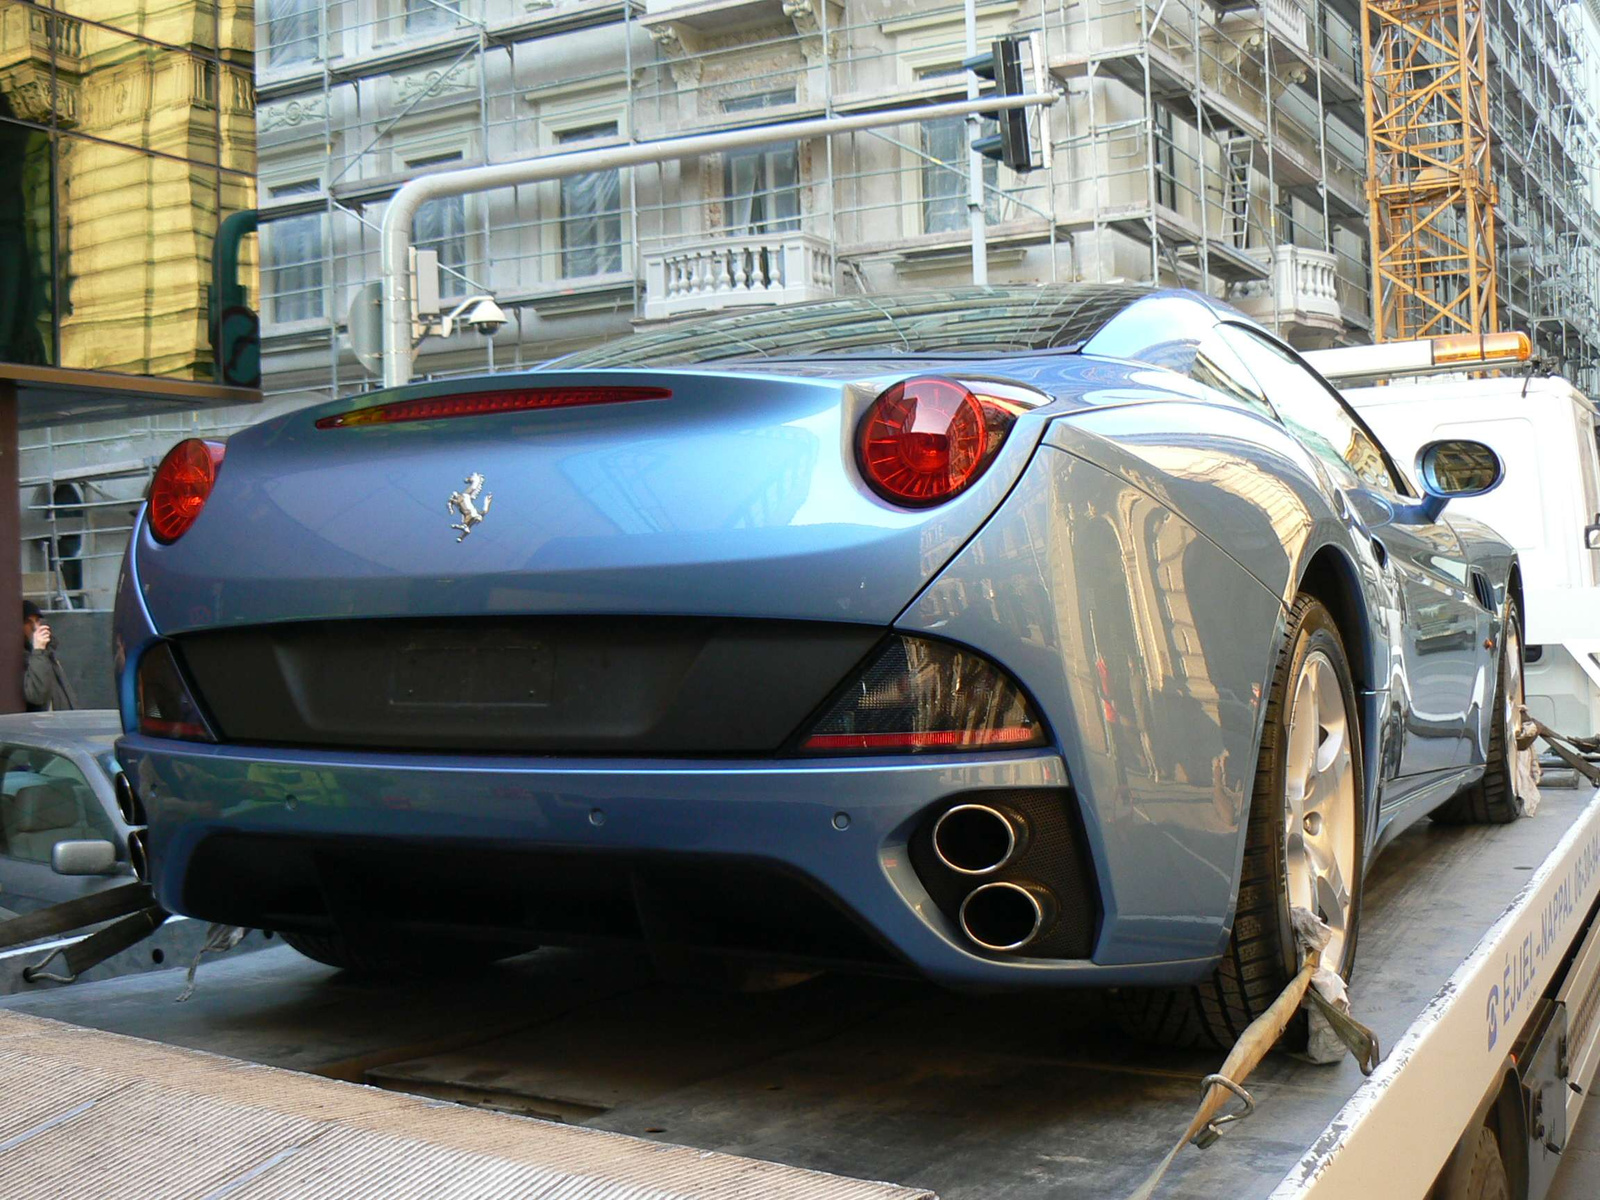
top-left (1049, 402), bottom-right (1403, 799)
top-left (899, 444), bottom-right (1284, 968)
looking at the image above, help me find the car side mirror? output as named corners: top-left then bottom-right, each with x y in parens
top-left (1585, 515), bottom-right (1600, 551)
top-left (1406, 439), bottom-right (1504, 522)
top-left (51, 839), bottom-right (120, 877)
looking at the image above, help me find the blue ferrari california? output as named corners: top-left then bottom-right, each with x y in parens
top-left (113, 286), bottom-right (1524, 1046)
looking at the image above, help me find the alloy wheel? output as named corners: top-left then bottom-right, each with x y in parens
top-left (1503, 619), bottom-right (1524, 756)
top-left (1283, 649), bottom-right (1358, 974)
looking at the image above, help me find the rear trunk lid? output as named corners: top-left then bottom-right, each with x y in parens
top-left (134, 368), bottom-right (1051, 634)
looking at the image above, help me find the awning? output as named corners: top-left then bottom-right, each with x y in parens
top-left (0, 363), bottom-right (260, 430)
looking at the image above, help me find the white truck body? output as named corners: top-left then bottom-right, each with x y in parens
top-left (1340, 375), bottom-right (1600, 738)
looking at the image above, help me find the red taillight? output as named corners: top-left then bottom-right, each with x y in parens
top-left (857, 377), bottom-right (1017, 506)
top-left (315, 386), bottom-right (672, 429)
top-left (149, 439), bottom-right (225, 544)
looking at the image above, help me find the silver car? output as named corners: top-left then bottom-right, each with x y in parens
top-left (0, 711), bottom-right (133, 918)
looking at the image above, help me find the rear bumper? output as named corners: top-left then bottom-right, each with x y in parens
top-left (115, 735), bottom-right (1216, 988)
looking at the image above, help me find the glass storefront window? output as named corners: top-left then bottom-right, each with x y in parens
top-left (0, 0), bottom-right (256, 380)
top-left (0, 110), bottom-right (54, 365)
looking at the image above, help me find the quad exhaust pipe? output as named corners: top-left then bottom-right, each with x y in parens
top-left (127, 829), bottom-right (150, 883)
top-left (115, 772), bottom-right (145, 828)
top-left (932, 803), bottom-right (1025, 875)
top-left (959, 881), bottom-right (1055, 952)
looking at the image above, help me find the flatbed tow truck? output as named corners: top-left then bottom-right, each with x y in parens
top-left (1, 777), bottom-right (1599, 1199)
top-left (4, 332), bottom-right (1600, 1198)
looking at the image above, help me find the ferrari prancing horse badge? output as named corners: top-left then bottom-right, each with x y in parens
top-left (447, 472), bottom-right (492, 541)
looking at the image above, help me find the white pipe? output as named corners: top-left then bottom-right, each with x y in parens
top-left (380, 92), bottom-right (1057, 387)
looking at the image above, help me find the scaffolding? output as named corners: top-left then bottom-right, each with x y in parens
top-left (1484, 0), bottom-right (1600, 390)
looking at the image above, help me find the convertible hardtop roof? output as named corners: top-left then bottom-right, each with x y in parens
top-left (550, 284), bottom-right (1239, 370)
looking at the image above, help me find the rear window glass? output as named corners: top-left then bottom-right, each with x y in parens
top-left (549, 285), bottom-right (1158, 369)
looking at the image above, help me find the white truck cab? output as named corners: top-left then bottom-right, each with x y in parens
top-left (1307, 341), bottom-right (1600, 739)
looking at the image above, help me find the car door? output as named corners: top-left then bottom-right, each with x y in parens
top-left (1215, 324), bottom-right (1481, 775)
top-left (0, 745), bottom-right (121, 913)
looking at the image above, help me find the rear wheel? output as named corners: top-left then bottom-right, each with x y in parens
top-left (1114, 595), bottom-right (1363, 1048)
top-left (281, 930), bottom-right (522, 976)
top-left (1430, 601), bottom-right (1525, 826)
top-left (1432, 1125), bottom-right (1513, 1200)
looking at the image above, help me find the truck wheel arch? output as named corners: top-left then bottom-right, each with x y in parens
top-left (1430, 1059), bottom-right (1529, 1200)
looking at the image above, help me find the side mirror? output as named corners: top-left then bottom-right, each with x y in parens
top-left (51, 839), bottom-right (120, 877)
top-left (1407, 439), bottom-right (1504, 522)
top-left (1585, 515), bottom-right (1600, 551)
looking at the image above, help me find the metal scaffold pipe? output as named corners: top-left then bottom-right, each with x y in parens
top-left (380, 91), bottom-right (1057, 387)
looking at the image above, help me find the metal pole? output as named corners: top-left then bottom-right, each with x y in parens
top-left (380, 92), bottom-right (1056, 386)
top-left (965, 0), bottom-right (988, 286)
top-left (0, 382), bottom-right (21, 713)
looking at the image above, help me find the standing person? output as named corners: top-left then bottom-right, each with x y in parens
top-left (22, 601), bottom-right (74, 712)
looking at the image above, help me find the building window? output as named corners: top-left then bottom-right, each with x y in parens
top-left (415, 196), bottom-right (467, 297)
top-left (266, 0), bottom-right (320, 67)
top-left (406, 0), bottom-right (461, 34)
top-left (1153, 103), bottom-right (1177, 210)
top-left (921, 116), bottom-right (999, 234)
top-left (264, 182), bottom-right (324, 324)
top-left (557, 125), bottom-right (622, 278)
top-left (723, 91), bottom-right (800, 235)
top-left (918, 69), bottom-right (998, 235)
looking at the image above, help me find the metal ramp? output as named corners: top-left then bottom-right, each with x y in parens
top-left (0, 1008), bottom-right (931, 1200)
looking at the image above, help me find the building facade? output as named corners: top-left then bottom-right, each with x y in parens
top-left (13, 0), bottom-right (1600, 625)
top-left (250, 0), bottom-right (1384, 409)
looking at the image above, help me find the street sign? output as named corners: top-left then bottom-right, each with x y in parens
top-left (347, 281), bottom-right (383, 377)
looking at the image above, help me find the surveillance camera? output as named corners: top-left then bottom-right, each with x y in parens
top-left (464, 298), bottom-right (508, 336)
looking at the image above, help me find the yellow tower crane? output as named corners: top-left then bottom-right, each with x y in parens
top-left (1361, 0), bottom-right (1498, 341)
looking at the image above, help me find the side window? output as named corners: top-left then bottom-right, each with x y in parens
top-left (1189, 329), bottom-right (1276, 421)
top-left (1217, 325), bottom-right (1403, 492)
top-left (0, 748), bottom-right (114, 864)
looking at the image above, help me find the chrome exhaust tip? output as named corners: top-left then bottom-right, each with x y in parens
top-left (128, 829), bottom-right (149, 883)
top-left (115, 772), bottom-right (145, 827)
top-left (932, 803), bottom-right (1023, 876)
top-left (959, 881), bottom-right (1054, 952)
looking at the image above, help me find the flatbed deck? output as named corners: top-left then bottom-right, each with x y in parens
top-left (5, 785), bottom-right (1599, 1198)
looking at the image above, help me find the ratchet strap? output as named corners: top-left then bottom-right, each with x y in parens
top-left (0, 882), bottom-right (156, 952)
top-left (1529, 716), bottom-right (1600, 787)
top-left (22, 906), bottom-right (169, 985)
top-left (1127, 908), bottom-right (1382, 1200)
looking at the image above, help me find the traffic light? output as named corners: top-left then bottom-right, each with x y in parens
top-left (963, 36), bottom-right (1036, 173)
top-left (215, 305), bottom-right (260, 390)
top-left (210, 209), bottom-right (261, 389)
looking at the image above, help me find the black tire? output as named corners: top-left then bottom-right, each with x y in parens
top-left (1430, 601), bottom-right (1524, 826)
top-left (1434, 1126), bottom-right (1512, 1200)
top-left (1113, 595), bottom-right (1364, 1049)
top-left (281, 929), bottom-right (521, 976)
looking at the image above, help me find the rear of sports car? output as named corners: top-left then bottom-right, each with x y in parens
top-left (113, 293), bottom-right (1279, 987)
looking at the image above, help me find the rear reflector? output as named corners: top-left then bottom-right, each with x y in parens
top-left (137, 642), bottom-right (216, 743)
top-left (803, 727), bottom-right (1042, 751)
top-left (316, 386), bottom-right (672, 429)
top-left (797, 635), bottom-right (1047, 755)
